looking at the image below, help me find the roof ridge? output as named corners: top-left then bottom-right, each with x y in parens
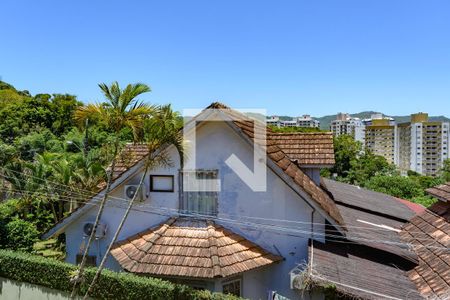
top-left (206, 220), bottom-right (222, 278)
top-left (206, 102), bottom-right (230, 109)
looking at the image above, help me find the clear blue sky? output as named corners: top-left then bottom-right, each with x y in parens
top-left (1, 0), bottom-right (450, 117)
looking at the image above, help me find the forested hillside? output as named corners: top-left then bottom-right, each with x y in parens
top-left (0, 80), bottom-right (182, 255)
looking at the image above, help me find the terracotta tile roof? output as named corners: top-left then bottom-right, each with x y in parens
top-left (309, 240), bottom-right (424, 300)
top-left (110, 217), bottom-right (282, 278)
top-left (205, 103), bottom-right (345, 228)
top-left (43, 102), bottom-right (345, 239)
top-left (97, 143), bottom-right (149, 189)
top-left (400, 207), bottom-right (450, 298)
top-left (428, 201), bottom-right (450, 222)
top-left (426, 182), bottom-right (450, 202)
top-left (269, 132), bottom-right (335, 166)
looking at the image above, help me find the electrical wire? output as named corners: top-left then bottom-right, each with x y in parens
top-left (0, 185), bottom-right (447, 253)
top-left (0, 170), bottom-right (447, 251)
top-left (0, 168), bottom-right (437, 237)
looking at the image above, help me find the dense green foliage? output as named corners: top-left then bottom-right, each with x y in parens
top-left (0, 250), bottom-right (240, 300)
top-left (324, 134), bottom-right (448, 207)
top-left (0, 81), bottom-right (173, 253)
top-left (3, 219), bottom-right (39, 251)
top-left (0, 81), bottom-right (232, 298)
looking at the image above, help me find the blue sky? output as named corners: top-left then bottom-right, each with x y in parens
top-left (1, 0), bottom-right (450, 117)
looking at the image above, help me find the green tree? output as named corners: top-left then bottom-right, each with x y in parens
top-left (71, 82), bottom-right (153, 298)
top-left (347, 152), bottom-right (397, 186)
top-left (442, 159), bottom-right (450, 181)
top-left (364, 175), bottom-right (424, 200)
top-left (82, 104), bottom-right (184, 300)
top-left (0, 93), bottom-right (81, 142)
top-left (329, 135), bottom-right (362, 179)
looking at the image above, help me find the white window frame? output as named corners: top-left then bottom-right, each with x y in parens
top-left (180, 169), bottom-right (219, 216)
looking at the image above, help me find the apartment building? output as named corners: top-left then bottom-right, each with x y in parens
top-left (397, 113), bottom-right (450, 176)
top-left (266, 115), bottom-right (320, 128)
top-left (365, 117), bottom-right (398, 164)
top-left (295, 114), bottom-right (320, 128)
top-left (330, 113), bottom-right (365, 143)
top-left (266, 116), bottom-right (280, 127)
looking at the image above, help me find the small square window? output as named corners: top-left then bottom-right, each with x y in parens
top-left (150, 175), bottom-right (174, 192)
top-left (223, 279), bottom-right (241, 297)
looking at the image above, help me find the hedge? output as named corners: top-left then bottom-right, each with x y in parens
top-left (0, 250), bottom-right (242, 300)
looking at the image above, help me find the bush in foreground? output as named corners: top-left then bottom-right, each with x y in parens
top-left (0, 250), bottom-right (241, 300)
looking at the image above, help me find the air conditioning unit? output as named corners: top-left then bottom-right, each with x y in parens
top-left (83, 222), bottom-right (107, 239)
top-left (124, 185), bottom-right (145, 202)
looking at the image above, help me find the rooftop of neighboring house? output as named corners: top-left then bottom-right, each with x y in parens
top-left (43, 102), bottom-right (345, 239)
top-left (309, 178), bottom-right (450, 299)
top-left (426, 181), bottom-right (450, 203)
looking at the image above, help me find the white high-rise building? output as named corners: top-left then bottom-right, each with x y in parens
top-left (397, 113), bottom-right (449, 176)
top-left (330, 113), bottom-right (365, 144)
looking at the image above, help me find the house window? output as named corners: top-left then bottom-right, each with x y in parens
top-left (222, 279), bottom-right (241, 297)
top-left (181, 170), bottom-right (218, 215)
top-left (76, 254), bottom-right (96, 267)
top-left (150, 175), bottom-right (174, 192)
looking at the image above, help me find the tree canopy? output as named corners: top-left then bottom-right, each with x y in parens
top-left (323, 134), bottom-right (447, 207)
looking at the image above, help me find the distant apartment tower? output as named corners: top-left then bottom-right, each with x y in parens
top-left (365, 115), bottom-right (398, 164)
top-left (295, 115), bottom-right (320, 128)
top-left (330, 113), bottom-right (365, 143)
top-left (266, 115), bottom-right (320, 128)
top-left (266, 116), bottom-right (281, 127)
top-left (397, 113), bottom-right (449, 176)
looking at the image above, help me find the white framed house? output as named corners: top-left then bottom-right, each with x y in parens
top-left (43, 103), bottom-right (344, 299)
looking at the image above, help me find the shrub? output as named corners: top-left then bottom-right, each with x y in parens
top-left (410, 195), bottom-right (438, 208)
top-left (0, 198), bottom-right (21, 220)
top-left (0, 250), bottom-right (242, 300)
top-left (4, 219), bottom-right (39, 251)
top-left (364, 175), bottom-right (424, 200)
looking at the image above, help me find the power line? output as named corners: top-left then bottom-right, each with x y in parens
top-left (0, 168), bottom-right (432, 236)
top-left (0, 170), bottom-right (446, 242)
top-left (0, 186), bottom-right (447, 252)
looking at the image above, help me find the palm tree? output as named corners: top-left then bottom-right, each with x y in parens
top-left (70, 82), bottom-right (153, 298)
top-left (71, 153), bottom-right (107, 200)
top-left (82, 105), bottom-right (184, 299)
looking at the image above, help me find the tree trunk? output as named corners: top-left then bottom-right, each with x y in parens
top-left (70, 140), bottom-right (119, 299)
top-left (82, 166), bottom-right (149, 300)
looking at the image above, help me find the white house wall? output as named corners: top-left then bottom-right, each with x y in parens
top-left (64, 121), bottom-right (326, 299)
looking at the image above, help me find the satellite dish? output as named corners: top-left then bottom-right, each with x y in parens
top-left (125, 185), bottom-right (137, 199)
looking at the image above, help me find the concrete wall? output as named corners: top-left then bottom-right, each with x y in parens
top-left (0, 277), bottom-right (75, 300)
top-left (64, 121), bottom-right (326, 300)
